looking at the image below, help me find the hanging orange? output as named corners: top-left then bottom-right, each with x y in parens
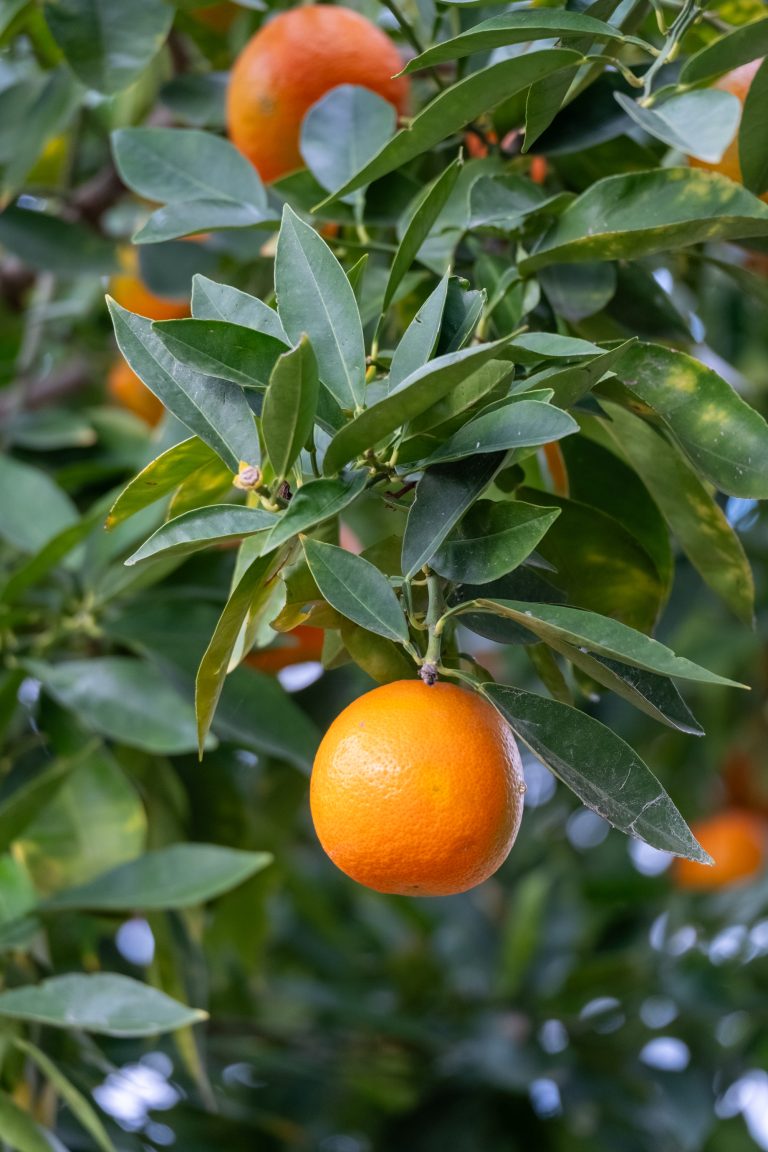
top-left (107, 359), bottom-right (165, 427)
top-left (673, 808), bottom-right (768, 890)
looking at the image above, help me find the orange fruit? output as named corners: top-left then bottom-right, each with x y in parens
top-left (246, 625), bottom-right (325, 674)
top-left (541, 441), bottom-right (568, 497)
top-left (673, 808), bottom-right (768, 890)
top-left (109, 248), bottom-right (189, 321)
top-left (226, 5), bottom-right (410, 183)
top-left (689, 59), bottom-right (768, 200)
top-left (530, 155), bottom-right (548, 185)
top-left (310, 680), bottom-right (525, 896)
top-left (464, 126), bottom-right (499, 159)
top-left (108, 358), bottom-right (165, 427)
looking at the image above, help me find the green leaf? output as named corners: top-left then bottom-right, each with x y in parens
top-left (108, 300), bottom-right (261, 471)
top-left (383, 158), bottom-right (462, 313)
top-left (614, 90), bottom-right (740, 165)
top-left (518, 488), bottom-right (665, 632)
top-left (407, 358), bottom-right (513, 436)
top-left (125, 506), bottom-right (277, 565)
top-left (44, 0), bottom-right (172, 94)
top-left (424, 398), bottom-right (578, 464)
top-left (432, 500), bottom-right (560, 584)
top-left (680, 17), bottom-right (768, 84)
top-left (608, 343), bottom-right (768, 498)
top-left (0, 974), bottom-right (206, 1037)
top-left (484, 685), bottom-right (710, 862)
top-left (14, 1039), bottom-right (117, 1152)
top-left (44, 844), bottom-right (272, 911)
top-left (467, 600), bottom-right (742, 686)
top-left (1, 515), bottom-right (98, 603)
top-left (0, 758), bottom-right (78, 854)
top-left (134, 199), bottom-right (276, 244)
top-left (262, 336), bottom-right (320, 480)
top-left (528, 340), bottom-right (634, 408)
top-left (469, 174), bottom-right (569, 232)
top-left (106, 436), bottom-right (220, 530)
top-left (0, 205), bottom-right (115, 275)
top-left (275, 205), bottom-right (366, 411)
top-left (538, 261), bottom-right (617, 321)
top-left (596, 402), bottom-right (755, 623)
top-left (303, 539), bottom-right (408, 643)
top-left (112, 127), bottom-right (267, 209)
top-left (559, 646), bottom-right (704, 735)
top-left (740, 57), bottom-right (768, 197)
top-left (195, 548), bottom-right (288, 754)
top-left (0, 69), bottom-right (79, 199)
top-left (316, 49), bottom-right (581, 206)
top-left (402, 452), bottom-right (506, 579)
top-left (265, 472), bottom-right (368, 552)
top-left (0, 1090), bottom-right (55, 1152)
top-left (388, 274), bottom-right (449, 391)
top-left (214, 667), bottom-right (320, 771)
top-left (300, 84), bottom-right (396, 204)
top-left (322, 336), bottom-right (514, 476)
top-left (153, 318), bottom-right (287, 389)
top-left (339, 621), bottom-right (414, 684)
top-left (439, 278), bottom-right (485, 353)
top-left (0, 455), bottom-right (77, 553)
top-left (520, 168), bottom-right (768, 272)
top-left (191, 275), bottom-right (288, 343)
top-left (27, 658), bottom-right (207, 755)
top-left (403, 10), bottom-right (642, 72)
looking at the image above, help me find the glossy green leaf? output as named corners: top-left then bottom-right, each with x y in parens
top-left (740, 57), bottom-right (768, 196)
top-left (469, 174), bottom-right (569, 232)
top-left (262, 336), bottom-right (319, 481)
top-left (614, 90), bottom-right (740, 165)
top-left (303, 538), bottom-right (408, 643)
top-left (521, 168), bottom-right (768, 272)
top-left (191, 275), bottom-right (288, 343)
top-left (596, 401), bottom-right (755, 623)
top-left (0, 974), bottom-right (206, 1036)
top-left (134, 199), bottom-right (275, 244)
top-left (467, 600), bottom-right (742, 686)
top-left (14, 1039), bottom-right (117, 1152)
top-left (0, 455), bottom-right (77, 553)
top-left (265, 472), bottom-right (367, 552)
top-left (153, 318), bottom-right (287, 389)
top-left (195, 548), bottom-right (288, 754)
top-left (388, 275), bottom-right (449, 391)
top-left (383, 159), bottom-right (461, 313)
top-left (402, 452), bottom-right (505, 579)
top-left (44, 0), bottom-right (172, 93)
top-left (453, 567), bottom-right (562, 646)
top-left (316, 49), bottom-right (581, 205)
top-left (484, 684), bottom-right (710, 862)
top-left (527, 340), bottom-right (634, 408)
top-left (126, 506), bottom-right (277, 566)
top-left (108, 300), bottom-right (261, 471)
top-left (27, 658), bottom-right (206, 755)
top-left (106, 437), bottom-right (219, 530)
top-left (300, 84), bottom-right (396, 203)
top-left (432, 500), bottom-right (560, 585)
top-left (609, 343), bottom-right (768, 498)
top-left (275, 205), bottom-right (365, 411)
top-left (425, 398), bottom-right (578, 464)
top-left (538, 261), bottom-right (617, 321)
top-left (403, 10), bottom-right (641, 72)
top-left (0, 1090), bottom-right (54, 1152)
top-left (214, 666), bottom-right (320, 771)
top-left (407, 359), bottom-right (512, 436)
top-left (559, 646), bottom-right (703, 735)
top-left (681, 17), bottom-right (768, 84)
top-left (45, 844), bottom-right (272, 911)
top-left (438, 278), bottom-right (485, 353)
top-left (323, 337), bottom-right (514, 476)
top-left (112, 126), bottom-right (267, 209)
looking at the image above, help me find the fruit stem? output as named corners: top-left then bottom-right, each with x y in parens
top-left (640, 0), bottom-right (703, 103)
top-left (419, 569), bottom-right (445, 684)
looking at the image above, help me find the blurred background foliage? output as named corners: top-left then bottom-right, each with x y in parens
top-left (1, 0), bottom-right (768, 1150)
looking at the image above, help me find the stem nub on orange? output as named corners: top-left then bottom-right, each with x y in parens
top-left (226, 5), bottom-right (410, 184)
top-left (673, 808), bottom-right (768, 890)
top-left (310, 680), bottom-right (525, 896)
top-left (107, 358), bottom-right (165, 427)
top-left (245, 625), bottom-right (325, 674)
top-left (688, 59), bottom-right (768, 200)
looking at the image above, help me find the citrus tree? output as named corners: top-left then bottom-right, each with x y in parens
top-left (2, 0), bottom-right (768, 1148)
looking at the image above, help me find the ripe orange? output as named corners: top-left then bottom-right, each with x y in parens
top-left (310, 680), bottom-right (525, 896)
top-left (226, 5), bottom-right (410, 183)
top-left (109, 249), bottom-right (189, 322)
top-left (246, 625), bottom-right (325, 674)
top-left (530, 155), bottom-right (548, 185)
top-left (542, 441), bottom-right (568, 497)
top-left (107, 358), bottom-right (165, 427)
top-left (689, 59), bottom-right (768, 200)
top-left (673, 808), bottom-right (768, 890)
